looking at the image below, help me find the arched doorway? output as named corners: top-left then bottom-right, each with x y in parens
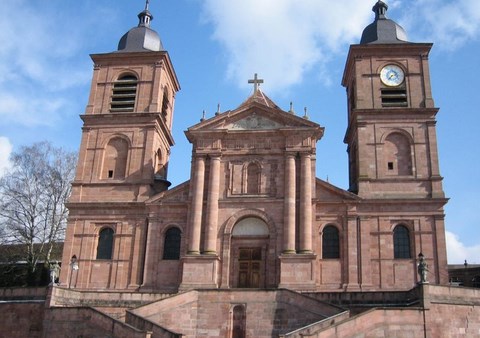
top-left (230, 217), bottom-right (270, 288)
top-left (230, 305), bottom-right (246, 338)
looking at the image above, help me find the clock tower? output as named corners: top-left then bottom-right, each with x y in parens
top-left (342, 0), bottom-right (444, 200)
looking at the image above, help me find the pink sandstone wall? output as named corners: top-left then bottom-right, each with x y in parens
top-left (0, 302), bottom-right (45, 338)
top-left (291, 285), bottom-right (480, 337)
top-left (43, 307), bottom-right (151, 338)
top-left (311, 308), bottom-right (425, 338)
top-left (129, 290), bottom-right (344, 338)
top-left (424, 285), bottom-right (480, 337)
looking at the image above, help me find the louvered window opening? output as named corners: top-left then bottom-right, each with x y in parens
top-left (381, 88), bottom-right (407, 107)
top-left (111, 76), bottom-right (137, 112)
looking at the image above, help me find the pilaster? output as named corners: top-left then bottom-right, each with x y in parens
top-left (343, 216), bottom-right (361, 290)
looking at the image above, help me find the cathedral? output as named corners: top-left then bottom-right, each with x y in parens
top-left (12, 1), bottom-right (470, 337)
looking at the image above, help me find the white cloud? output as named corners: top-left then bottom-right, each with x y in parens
top-left (0, 92), bottom-right (68, 127)
top-left (200, 0), bottom-right (480, 92)
top-left (446, 231), bottom-right (480, 264)
top-left (0, 136), bottom-right (12, 177)
top-left (0, 1), bottom-right (94, 127)
top-left (400, 0), bottom-right (480, 50)
top-left (201, 0), bottom-right (373, 93)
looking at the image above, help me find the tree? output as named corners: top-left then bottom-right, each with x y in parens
top-left (0, 141), bottom-right (77, 285)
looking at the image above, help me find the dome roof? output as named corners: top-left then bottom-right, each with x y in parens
top-left (360, 1), bottom-right (408, 44)
top-left (117, 5), bottom-right (164, 52)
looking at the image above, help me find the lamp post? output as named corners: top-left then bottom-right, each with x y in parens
top-left (69, 255), bottom-right (79, 289)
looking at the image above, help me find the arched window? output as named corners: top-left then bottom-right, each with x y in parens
top-left (393, 225), bottom-right (411, 259)
top-left (96, 227), bottom-right (114, 260)
top-left (161, 87), bottom-right (170, 119)
top-left (163, 227), bottom-right (181, 260)
top-left (111, 74), bottom-right (138, 112)
top-left (246, 163), bottom-right (260, 194)
top-left (384, 133), bottom-right (412, 176)
top-left (102, 137), bottom-right (129, 179)
top-left (322, 225), bottom-right (340, 259)
top-left (232, 217), bottom-right (269, 237)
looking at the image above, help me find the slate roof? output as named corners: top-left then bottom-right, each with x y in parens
top-left (360, 0), bottom-right (409, 44)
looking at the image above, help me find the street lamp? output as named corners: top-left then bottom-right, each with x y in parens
top-left (69, 255), bottom-right (79, 288)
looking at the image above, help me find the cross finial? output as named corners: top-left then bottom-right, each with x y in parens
top-left (248, 73), bottom-right (264, 92)
top-left (138, 0), bottom-right (153, 27)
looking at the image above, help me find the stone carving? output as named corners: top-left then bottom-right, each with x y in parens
top-left (49, 261), bottom-right (61, 285)
top-left (417, 253), bottom-right (429, 284)
top-left (228, 114), bottom-right (282, 130)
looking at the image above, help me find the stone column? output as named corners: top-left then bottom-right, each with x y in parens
top-left (205, 155), bottom-right (221, 254)
top-left (283, 153), bottom-right (296, 253)
top-left (299, 153), bottom-right (313, 253)
top-left (188, 155), bottom-right (205, 254)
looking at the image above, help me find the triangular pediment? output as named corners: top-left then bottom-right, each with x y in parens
top-left (187, 90), bottom-right (321, 133)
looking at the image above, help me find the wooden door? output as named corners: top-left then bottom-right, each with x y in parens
top-left (238, 248), bottom-right (261, 288)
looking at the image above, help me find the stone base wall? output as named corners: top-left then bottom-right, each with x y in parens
top-left (1, 285), bottom-right (480, 337)
top-left (293, 285), bottom-right (480, 337)
top-left (128, 289), bottom-right (344, 338)
top-left (0, 302), bottom-right (45, 338)
top-left (48, 286), bottom-right (173, 308)
top-left (425, 285), bottom-right (480, 337)
top-left (0, 286), bottom-right (47, 300)
top-left (302, 308), bottom-right (425, 338)
top-left (43, 307), bottom-right (150, 338)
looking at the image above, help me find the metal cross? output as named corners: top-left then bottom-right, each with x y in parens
top-left (248, 73), bottom-right (264, 92)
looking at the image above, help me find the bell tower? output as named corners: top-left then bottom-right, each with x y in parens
top-left (342, 0), bottom-right (444, 200)
top-left (61, 2), bottom-right (180, 290)
top-left (71, 2), bottom-right (180, 203)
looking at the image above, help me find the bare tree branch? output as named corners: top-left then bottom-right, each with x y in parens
top-left (0, 141), bottom-right (77, 284)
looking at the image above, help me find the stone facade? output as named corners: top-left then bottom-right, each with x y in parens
top-left (58, 24), bottom-right (448, 295)
top-left (1, 2), bottom-right (467, 337)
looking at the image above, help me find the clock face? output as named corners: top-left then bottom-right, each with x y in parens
top-left (380, 65), bottom-right (405, 87)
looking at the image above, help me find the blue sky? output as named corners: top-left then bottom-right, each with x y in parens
top-left (0, 0), bottom-right (479, 263)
